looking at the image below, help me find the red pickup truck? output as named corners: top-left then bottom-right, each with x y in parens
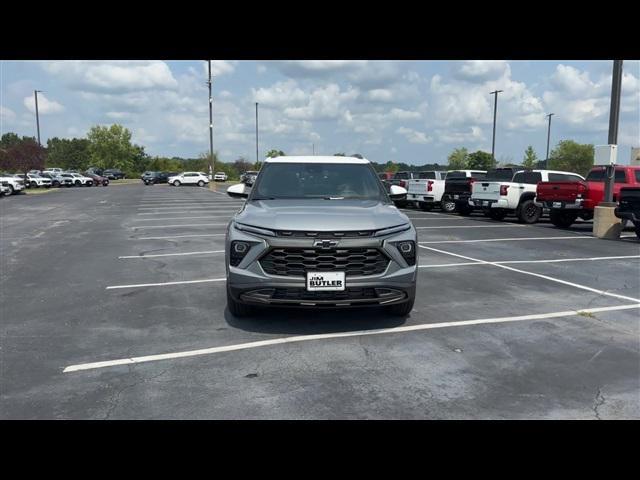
top-left (536, 166), bottom-right (640, 228)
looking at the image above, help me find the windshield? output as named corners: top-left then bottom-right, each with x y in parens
top-left (251, 162), bottom-right (386, 201)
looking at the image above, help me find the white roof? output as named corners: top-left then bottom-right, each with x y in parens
top-left (264, 156), bottom-right (370, 164)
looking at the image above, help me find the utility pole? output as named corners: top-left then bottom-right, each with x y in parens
top-left (490, 90), bottom-right (503, 162)
top-left (207, 61), bottom-right (214, 179)
top-left (545, 113), bottom-right (554, 169)
top-left (603, 60), bottom-right (623, 204)
top-left (255, 102), bottom-right (259, 165)
top-left (312, 143), bottom-right (315, 155)
top-left (34, 90), bottom-right (43, 145)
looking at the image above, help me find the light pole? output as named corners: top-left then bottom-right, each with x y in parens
top-left (34, 90), bottom-right (43, 145)
top-left (207, 61), bottom-right (214, 179)
top-left (255, 102), bottom-right (259, 165)
top-left (312, 143), bottom-right (315, 155)
top-left (603, 60), bottom-right (624, 204)
top-left (545, 113), bottom-right (554, 169)
top-left (490, 90), bottom-right (503, 163)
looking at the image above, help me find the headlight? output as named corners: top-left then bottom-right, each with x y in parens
top-left (396, 240), bottom-right (416, 266)
top-left (230, 241), bottom-right (252, 266)
top-left (234, 222), bottom-right (275, 237)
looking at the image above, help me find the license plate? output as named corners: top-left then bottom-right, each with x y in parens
top-left (306, 272), bottom-right (345, 291)
top-left (453, 194), bottom-right (459, 199)
top-left (553, 202), bottom-right (562, 208)
top-left (483, 201), bottom-right (489, 206)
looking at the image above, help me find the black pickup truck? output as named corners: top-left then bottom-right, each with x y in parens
top-left (441, 170), bottom-right (487, 214)
top-left (615, 187), bottom-right (640, 239)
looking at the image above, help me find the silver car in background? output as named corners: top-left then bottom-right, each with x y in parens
top-left (225, 156), bottom-right (417, 317)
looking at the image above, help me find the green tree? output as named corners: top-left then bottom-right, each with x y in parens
top-left (334, 153), bottom-right (346, 156)
top-left (87, 124), bottom-right (140, 172)
top-left (0, 132), bottom-right (22, 149)
top-left (447, 147), bottom-right (469, 170)
top-left (548, 140), bottom-right (594, 177)
top-left (467, 150), bottom-right (495, 170)
top-left (265, 149), bottom-right (285, 158)
top-left (522, 146), bottom-right (538, 169)
top-left (47, 137), bottom-right (91, 171)
top-left (351, 153), bottom-right (364, 159)
top-left (384, 161), bottom-right (399, 174)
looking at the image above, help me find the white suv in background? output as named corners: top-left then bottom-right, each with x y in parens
top-left (62, 173), bottom-right (94, 186)
top-left (168, 172), bottom-right (210, 187)
top-left (0, 174), bottom-right (25, 195)
top-left (213, 172), bottom-right (228, 182)
top-left (25, 173), bottom-right (53, 188)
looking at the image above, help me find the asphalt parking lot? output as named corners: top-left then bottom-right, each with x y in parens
top-left (1, 184), bottom-right (639, 419)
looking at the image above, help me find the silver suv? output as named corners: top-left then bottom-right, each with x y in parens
top-left (225, 156), bottom-right (416, 317)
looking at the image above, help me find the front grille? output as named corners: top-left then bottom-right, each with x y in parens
top-left (275, 230), bottom-right (374, 238)
top-left (272, 287), bottom-right (378, 301)
top-left (260, 247), bottom-right (389, 277)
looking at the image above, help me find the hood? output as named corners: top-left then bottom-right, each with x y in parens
top-left (234, 199), bottom-right (410, 232)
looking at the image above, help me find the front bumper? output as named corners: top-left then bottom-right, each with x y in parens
top-left (226, 224), bottom-right (418, 308)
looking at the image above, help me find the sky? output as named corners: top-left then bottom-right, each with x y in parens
top-left (1, 60), bottom-right (638, 165)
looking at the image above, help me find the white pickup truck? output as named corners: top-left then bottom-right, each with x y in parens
top-left (0, 174), bottom-right (25, 195)
top-left (470, 169), bottom-right (585, 223)
top-left (406, 171), bottom-right (448, 210)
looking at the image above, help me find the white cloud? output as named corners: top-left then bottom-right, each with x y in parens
top-left (23, 93), bottom-right (65, 114)
top-left (1, 105), bottom-right (17, 122)
top-left (389, 108), bottom-right (422, 120)
top-left (396, 126), bottom-right (432, 144)
top-left (453, 61), bottom-right (510, 83)
top-left (435, 126), bottom-right (485, 144)
top-left (42, 61), bottom-right (178, 93)
top-left (283, 84), bottom-right (359, 121)
top-left (201, 60), bottom-right (236, 77)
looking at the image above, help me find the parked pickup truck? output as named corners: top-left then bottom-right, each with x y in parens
top-left (615, 187), bottom-right (640, 239)
top-left (536, 166), bottom-right (640, 228)
top-left (406, 171), bottom-right (448, 210)
top-left (441, 170), bottom-right (488, 214)
top-left (471, 169), bottom-right (584, 223)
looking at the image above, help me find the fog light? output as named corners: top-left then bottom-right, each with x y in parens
top-left (230, 241), bottom-right (251, 266)
top-left (396, 241), bottom-right (416, 266)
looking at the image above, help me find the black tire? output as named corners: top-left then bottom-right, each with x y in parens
top-left (173, 180), bottom-right (181, 187)
top-left (197, 180), bottom-right (205, 187)
top-left (75, 180), bottom-right (81, 186)
top-left (418, 202), bottom-right (433, 211)
top-left (549, 210), bottom-right (577, 228)
top-left (7, 185), bottom-right (15, 195)
top-left (458, 204), bottom-right (473, 216)
top-left (53, 181), bottom-right (60, 187)
top-left (387, 297), bottom-right (415, 317)
top-left (441, 197), bottom-right (456, 213)
top-left (488, 209), bottom-right (507, 221)
top-left (103, 181), bottom-right (109, 187)
top-left (226, 287), bottom-right (254, 317)
top-left (517, 199), bottom-right (542, 224)
top-left (394, 200), bottom-right (407, 208)
top-left (31, 181), bottom-right (38, 188)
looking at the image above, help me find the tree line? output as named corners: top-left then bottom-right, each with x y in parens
top-left (0, 123), bottom-right (596, 179)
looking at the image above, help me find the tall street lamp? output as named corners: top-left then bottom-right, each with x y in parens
top-left (207, 61), bottom-right (214, 179)
top-left (490, 90), bottom-right (503, 162)
top-left (545, 113), bottom-right (554, 168)
top-left (34, 90), bottom-right (43, 145)
top-left (603, 60), bottom-right (624, 204)
top-left (255, 102), bottom-right (259, 165)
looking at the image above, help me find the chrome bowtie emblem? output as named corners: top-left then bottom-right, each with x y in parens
top-left (314, 239), bottom-right (338, 249)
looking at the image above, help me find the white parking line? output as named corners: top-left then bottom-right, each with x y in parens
top-left (62, 303), bottom-right (640, 373)
top-left (133, 216), bottom-right (231, 221)
top-left (418, 235), bottom-right (595, 244)
top-left (131, 223), bottom-right (228, 229)
top-left (418, 255), bottom-right (640, 268)
top-left (118, 250), bottom-right (224, 259)
top-left (419, 245), bottom-right (640, 303)
top-left (414, 224), bottom-right (526, 229)
top-left (133, 233), bottom-right (226, 240)
top-left (106, 278), bottom-right (226, 290)
top-left (137, 210), bottom-right (237, 215)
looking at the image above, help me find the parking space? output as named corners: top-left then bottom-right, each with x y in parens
top-left (1, 184), bottom-right (639, 419)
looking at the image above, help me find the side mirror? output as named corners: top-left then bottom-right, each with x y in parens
top-left (389, 185), bottom-right (407, 200)
top-left (227, 183), bottom-right (248, 199)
